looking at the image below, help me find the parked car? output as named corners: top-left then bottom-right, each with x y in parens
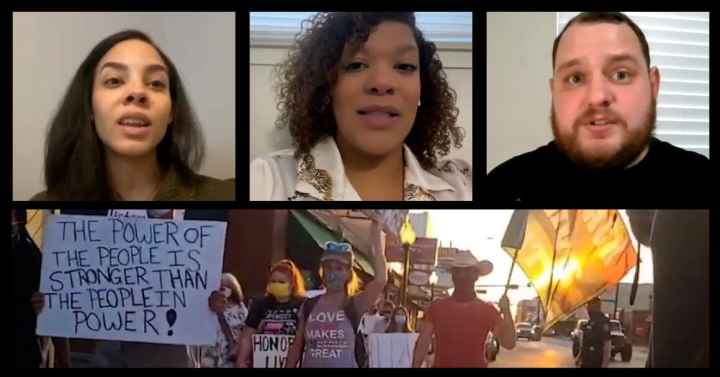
top-left (485, 331), bottom-right (500, 361)
top-left (571, 319), bottom-right (632, 362)
top-left (516, 322), bottom-right (541, 341)
top-left (609, 320), bottom-right (633, 362)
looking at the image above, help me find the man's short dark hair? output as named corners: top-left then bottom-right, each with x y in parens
top-left (552, 12), bottom-right (651, 70)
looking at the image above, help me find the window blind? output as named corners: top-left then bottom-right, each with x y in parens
top-left (250, 12), bottom-right (472, 49)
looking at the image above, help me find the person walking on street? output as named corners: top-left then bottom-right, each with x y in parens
top-left (412, 250), bottom-right (516, 368)
top-left (203, 273), bottom-right (249, 368)
top-left (385, 306), bottom-right (414, 333)
top-left (575, 297), bottom-right (611, 368)
top-left (285, 218), bottom-right (388, 368)
top-left (236, 259), bottom-right (306, 367)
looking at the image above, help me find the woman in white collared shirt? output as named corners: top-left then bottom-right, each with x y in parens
top-left (251, 12), bottom-right (471, 201)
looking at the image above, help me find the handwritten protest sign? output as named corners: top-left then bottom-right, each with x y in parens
top-left (252, 334), bottom-right (295, 368)
top-left (109, 210), bottom-right (149, 218)
top-left (36, 214), bottom-right (227, 345)
top-left (368, 333), bottom-right (419, 368)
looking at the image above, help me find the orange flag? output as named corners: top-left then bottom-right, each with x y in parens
top-left (502, 210), bottom-right (637, 330)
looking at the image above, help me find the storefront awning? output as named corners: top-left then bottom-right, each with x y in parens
top-left (287, 210), bottom-right (375, 277)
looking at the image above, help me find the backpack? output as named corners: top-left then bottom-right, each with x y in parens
top-left (301, 295), bottom-right (368, 368)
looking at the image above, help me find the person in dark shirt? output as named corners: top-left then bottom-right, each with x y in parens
top-left (487, 12), bottom-right (709, 207)
top-left (625, 210), bottom-right (709, 368)
top-left (13, 209), bottom-right (71, 368)
top-left (236, 259), bottom-right (306, 367)
top-left (14, 209), bottom-right (43, 368)
top-left (575, 297), bottom-right (611, 368)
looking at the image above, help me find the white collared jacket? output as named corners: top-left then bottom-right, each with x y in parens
top-left (250, 137), bottom-right (471, 201)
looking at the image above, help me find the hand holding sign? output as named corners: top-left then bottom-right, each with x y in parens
top-left (208, 290), bottom-right (227, 314)
top-left (31, 291), bottom-right (44, 316)
top-left (252, 334), bottom-right (295, 368)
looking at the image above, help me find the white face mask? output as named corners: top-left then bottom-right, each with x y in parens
top-left (395, 316), bottom-right (407, 325)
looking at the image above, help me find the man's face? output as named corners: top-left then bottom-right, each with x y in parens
top-left (550, 22), bottom-right (660, 170)
top-left (451, 267), bottom-right (480, 290)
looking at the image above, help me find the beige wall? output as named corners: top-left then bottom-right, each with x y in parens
top-left (12, 12), bottom-right (236, 200)
top-left (486, 12), bottom-right (556, 173)
top-left (249, 46), bottom-right (473, 167)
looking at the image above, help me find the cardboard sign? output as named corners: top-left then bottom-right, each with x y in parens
top-left (36, 214), bottom-right (227, 345)
top-left (385, 237), bottom-right (439, 265)
top-left (108, 210), bottom-right (149, 218)
top-left (360, 210), bottom-right (409, 237)
top-left (368, 333), bottom-right (419, 368)
top-left (252, 334), bottom-right (295, 368)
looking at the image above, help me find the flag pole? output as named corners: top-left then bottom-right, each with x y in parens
top-left (501, 210), bottom-right (529, 297)
top-left (630, 241), bottom-right (641, 305)
top-left (504, 250), bottom-right (519, 297)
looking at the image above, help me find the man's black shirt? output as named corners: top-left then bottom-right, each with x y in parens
top-left (487, 138), bottom-right (709, 207)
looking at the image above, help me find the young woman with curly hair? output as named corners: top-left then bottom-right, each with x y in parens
top-left (251, 12), bottom-right (471, 201)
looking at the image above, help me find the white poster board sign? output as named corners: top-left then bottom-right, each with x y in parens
top-left (36, 214), bottom-right (227, 345)
top-left (252, 334), bottom-right (295, 368)
top-left (108, 210), bottom-right (149, 218)
top-left (368, 333), bottom-right (419, 368)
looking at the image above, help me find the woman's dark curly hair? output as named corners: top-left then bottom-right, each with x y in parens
top-left (275, 12), bottom-right (463, 170)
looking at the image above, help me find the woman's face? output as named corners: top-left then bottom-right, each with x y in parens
top-left (322, 260), bottom-right (350, 274)
top-left (270, 270), bottom-right (292, 286)
top-left (220, 284), bottom-right (234, 302)
top-left (321, 260), bottom-right (351, 292)
top-left (92, 39), bottom-right (173, 160)
top-left (332, 21), bottom-right (421, 159)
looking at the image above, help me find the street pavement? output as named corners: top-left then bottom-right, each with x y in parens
top-left (489, 336), bottom-right (648, 368)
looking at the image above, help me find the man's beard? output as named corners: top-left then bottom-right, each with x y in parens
top-left (550, 98), bottom-right (656, 170)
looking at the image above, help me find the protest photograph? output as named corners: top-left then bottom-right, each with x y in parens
top-left (13, 209), bottom-right (708, 368)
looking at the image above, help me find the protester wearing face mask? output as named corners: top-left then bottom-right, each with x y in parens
top-left (203, 273), bottom-right (248, 368)
top-left (361, 300), bottom-right (395, 336)
top-left (385, 306), bottom-right (414, 333)
top-left (236, 260), bottom-right (306, 368)
top-left (285, 218), bottom-right (388, 368)
top-left (358, 299), bottom-right (395, 358)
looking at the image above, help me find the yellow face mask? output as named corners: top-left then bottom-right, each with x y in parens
top-left (268, 282), bottom-right (291, 300)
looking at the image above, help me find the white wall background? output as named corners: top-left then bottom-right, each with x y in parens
top-left (13, 12), bottom-right (236, 200)
top-left (487, 12), bottom-right (556, 173)
top-left (249, 47), bottom-right (473, 167)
